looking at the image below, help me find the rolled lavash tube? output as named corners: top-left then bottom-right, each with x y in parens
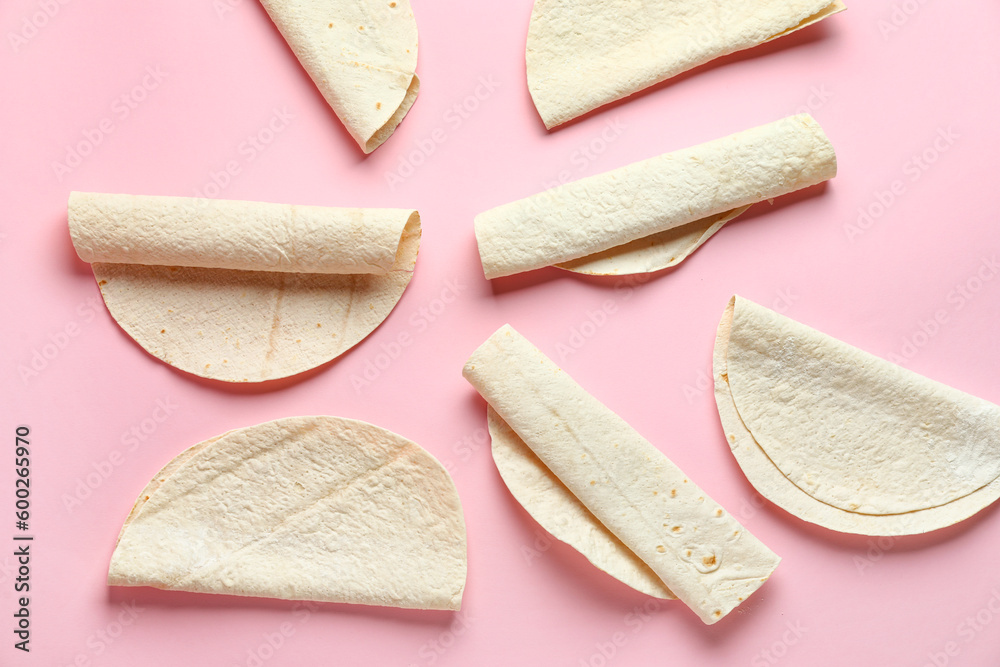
top-left (474, 114), bottom-right (836, 279)
top-left (69, 192), bottom-right (418, 275)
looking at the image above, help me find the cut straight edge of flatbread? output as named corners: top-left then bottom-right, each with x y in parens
top-left (714, 296), bottom-right (1000, 536)
top-left (527, 0), bottom-right (845, 129)
top-left (259, 0), bottom-right (419, 153)
top-left (474, 114), bottom-right (836, 279)
top-left (69, 192), bottom-right (418, 275)
top-left (464, 325), bottom-right (779, 624)
top-left (108, 416), bottom-right (467, 610)
top-left (488, 406), bottom-right (676, 600)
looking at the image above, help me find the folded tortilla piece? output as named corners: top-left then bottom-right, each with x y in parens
top-left (69, 192), bottom-right (420, 382)
top-left (715, 296), bottom-right (1000, 536)
top-left (464, 325), bottom-right (779, 624)
top-left (527, 0), bottom-right (845, 129)
top-left (489, 406), bottom-right (675, 599)
top-left (260, 0), bottom-right (419, 153)
top-left (108, 416), bottom-right (467, 610)
top-left (474, 114), bottom-right (836, 279)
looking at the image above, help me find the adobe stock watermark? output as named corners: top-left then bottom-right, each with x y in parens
top-left (577, 600), bottom-right (663, 667)
top-left (750, 620), bottom-right (808, 666)
top-left (51, 66), bottom-right (168, 182)
top-left (920, 587), bottom-right (1000, 667)
top-left (554, 270), bottom-right (650, 361)
top-left (853, 536), bottom-right (898, 575)
top-left (61, 398), bottom-right (180, 513)
top-left (530, 117), bottom-right (627, 206)
top-left (17, 297), bottom-right (104, 384)
top-left (193, 107), bottom-right (294, 199)
top-left (681, 288), bottom-right (800, 404)
top-left (843, 126), bottom-right (958, 243)
top-left (438, 427), bottom-right (490, 477)
top-left (792, 84), bottom-right (833, 117)
top-left (407, 610), bottom-right (474, 666)
top-left (232, 601), bottom-right (317, 667)
top-left (886, 255), bottom-right (998, 366)
top-left (350, 277), bottom-right (466, 392)
top-left (385, 75), bottom-right (500, 190)
top-left (58, 601), bottom-right (144, 667)
top-left (213, 0), bottom-right (244, 19)
top-left (8, 0), bottom-right (72, 53)
top-left (877, 0), bottom-right (933, 41)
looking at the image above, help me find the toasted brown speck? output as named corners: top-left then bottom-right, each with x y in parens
top-left (703, 555), bottom-right (717, 567)
top-left (389, 1), bottom-right (396, 5)
top-left (160, 329), bottom-right (166, 334)
top-left (715, 509), bottom-right (723, 517)
top-left (670, 489), bottom-right (677, 497)
top-left (98, 280), bottom-right (107, 286)
top-left (328, 22), bottom-right (333, 27)
top-left (376, 102), bottom-right (382, 110)
top-left (672, 526), bottom-right (681, 532)
top-left (656, 545), bottom-right (665, 553)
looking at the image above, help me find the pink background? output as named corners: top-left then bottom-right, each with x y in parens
top-left (2, 0), bottom-right (1000, 665)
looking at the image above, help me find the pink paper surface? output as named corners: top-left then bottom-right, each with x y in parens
top-left (2, 1), bottom-right (1000, 665)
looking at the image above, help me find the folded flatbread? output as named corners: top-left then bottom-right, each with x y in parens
top-left (474, 114), bottom-right (836, 279)
top-left (464, 325), bottom-right (779, 624)
top-left (108, 415), bottom-right (467, 610)
top-left (715, 296), bottom-right (1000, 536)
top-left (69, 192), bottom-right (419, 382)
top-left (260, 0), bottom-right (419, 153)
top-left (527, 0), bottom-right (845, 128)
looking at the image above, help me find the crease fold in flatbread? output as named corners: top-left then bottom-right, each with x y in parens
top-left (526, 0), bottom-right (845, 128)
top-left (260, 0), bottom-right (420, 153)
top-left (715, 296), bottom-right (1000, 536)
top-left (108, 415), bottom-right (467, 610)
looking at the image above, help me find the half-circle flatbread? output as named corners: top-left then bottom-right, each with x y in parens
top-left (488, 406), bottom-right (674, 599)
top-left (108, 416), bottom-right (467, 610)
top-left (527, 0), bottom-right (845, 129)
top-left (474, 115), bottom-right (835, 279)
top-left (69, 192), bottom-right (420, 383)
top-left (260, 0), bottom-right (419, 153)
top-left (714, 296), bottom-right (1000, 536)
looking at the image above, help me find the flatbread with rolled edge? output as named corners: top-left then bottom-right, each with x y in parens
top-left (464, 325), bottom-right (779, 624)
top-left (715, 295), bottom-right (1000, 536)
top-left (108, 416), bottom-right (467, 610)
top-left (474, 115), bottom-right (836, 279)
top-left (69, 192), bottom-right (420, 382)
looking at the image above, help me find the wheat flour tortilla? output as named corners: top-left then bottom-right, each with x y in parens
top-left (474, 114), bottom-right (836, 279)
top-left (465, 325), bottom-right (779, 624)
top-left (488, 407), bottom-right (674, 599)
top-left (108, 416), bottom-right (467, 610)
top-left (527, 0), bottom-right (845, 129)
top-left (715, 296), bottom-right (1000, 536)
top-left (69, 192), bottom-right (420, 383)
top-left (260, 0), bottom-right (419, 153)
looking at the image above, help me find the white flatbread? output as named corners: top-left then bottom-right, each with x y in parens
top-left (69, 193), bottom-right (420, 382)
top-left (474, 115), bottom-right (836, 279)
top-left (108, 416), bottom-right (467, 610)
top-left (260, 0), bottom-right (419, 153)
top-left (714, 296), bottom-right (1000, 536)
top-left (527, 0), bottom-right (845, 128)
top-left (488, 406), bottom-right (675, 599)
top-left (465, 325), bottom-right (779, 624)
